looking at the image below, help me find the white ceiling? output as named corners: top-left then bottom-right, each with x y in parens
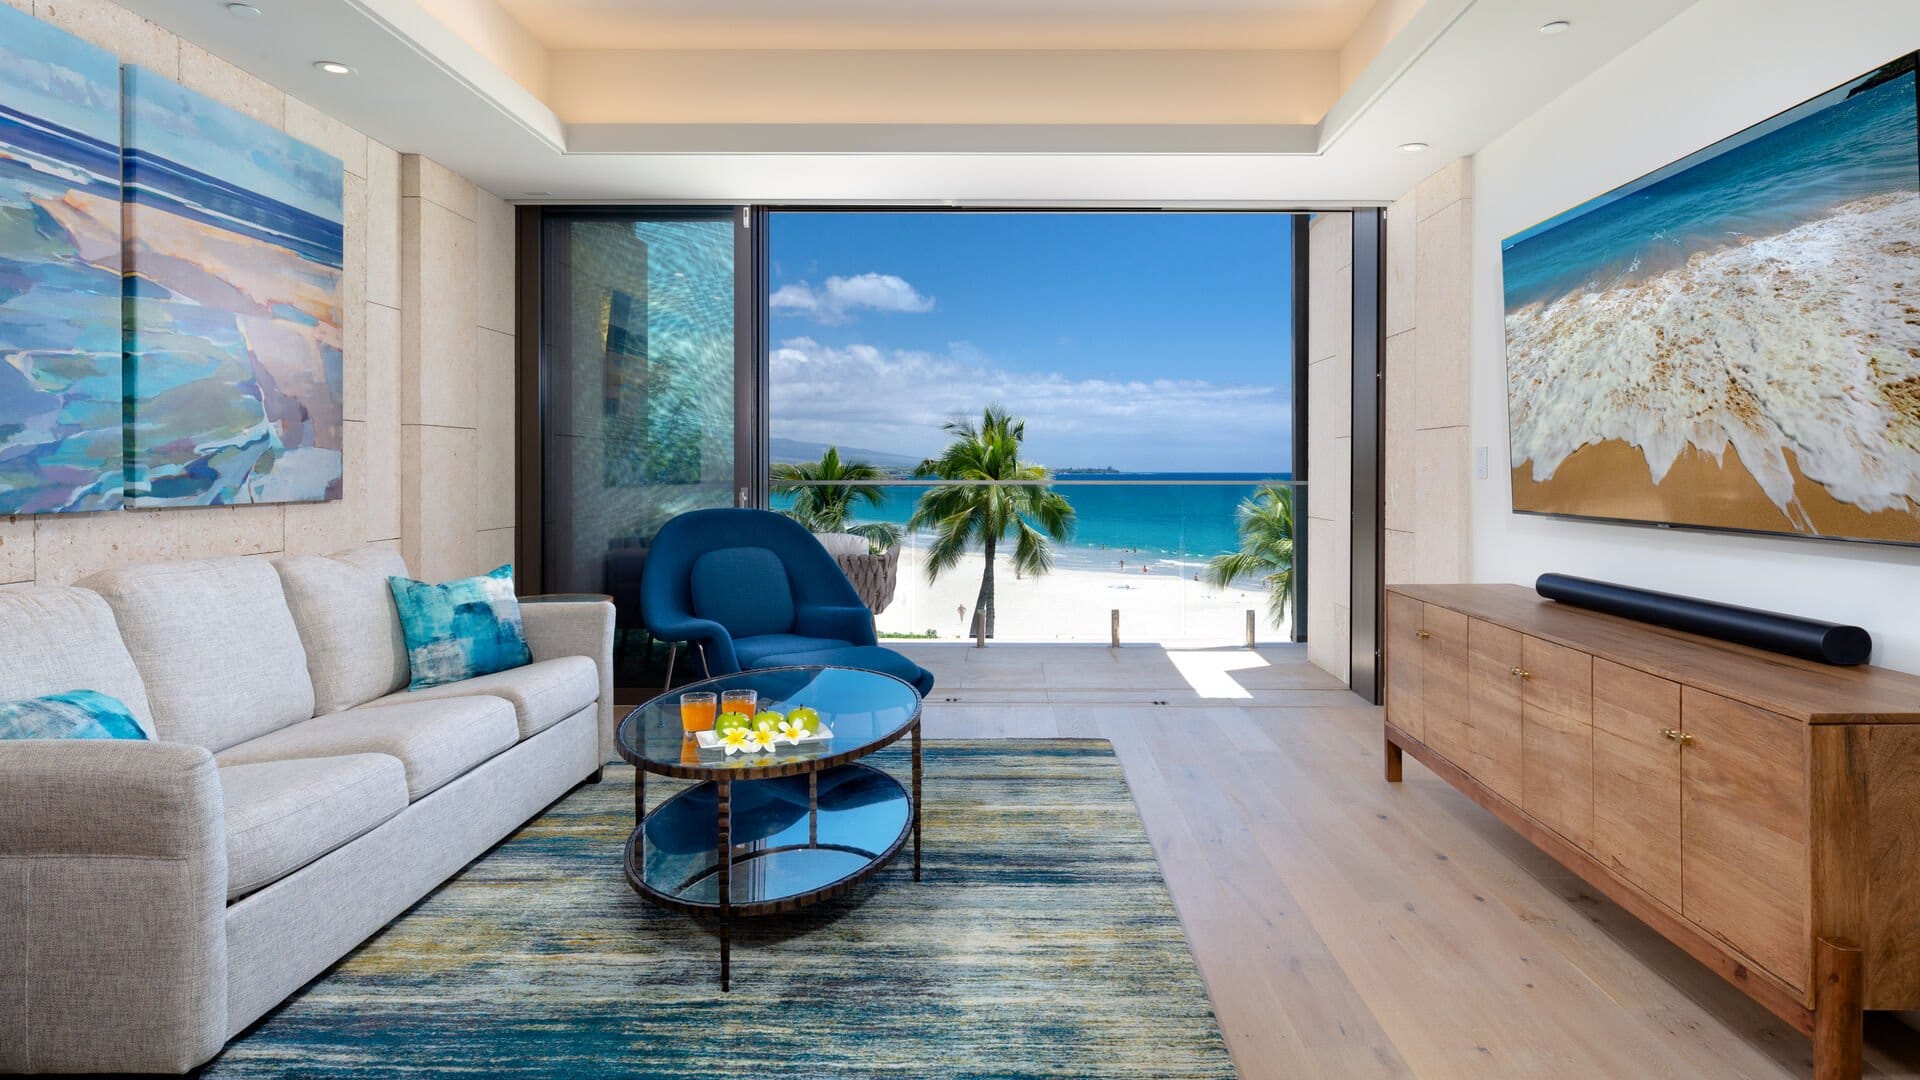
top-left (495, 0), bottom-right (1379, 51)
top-left (112, 0), bottom-right (1697, 204)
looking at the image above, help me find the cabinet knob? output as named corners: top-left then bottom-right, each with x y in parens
top-left (1510, 667), bottom-right (1532, 680)
top-left (1677, 733), bottom-right (1696, 746)
top-left (1416, 630), bottom-right (1431, 639)
top-left (1659, 728), bottom-right (1680, 741)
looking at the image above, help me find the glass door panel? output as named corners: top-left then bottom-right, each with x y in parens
top-left (540, 211), bottom-right (740, 691)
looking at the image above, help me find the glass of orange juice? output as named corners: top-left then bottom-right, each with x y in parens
top-left (679, 691), bottom-right (717, 733)
top-left (720, 689), bottom-right (757, 718)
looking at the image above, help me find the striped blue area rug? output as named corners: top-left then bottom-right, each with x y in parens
top-left (205, 740), bottom-right (1235, 1079)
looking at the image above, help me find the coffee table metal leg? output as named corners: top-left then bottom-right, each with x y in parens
top-left (912, 718), bottom-right (922, 882)
top-left (717, 778), bottom-right (732, 991)
top-left (809, 771), bottom-right (818, 846)
top-left (634, 767), bottom-right (646, 822)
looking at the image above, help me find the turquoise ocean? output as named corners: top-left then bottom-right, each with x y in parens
top-left (775, 472), bottom-right (1293, 572)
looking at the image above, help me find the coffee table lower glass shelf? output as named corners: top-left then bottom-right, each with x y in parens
top-left (617, 665), bottom-right (925, 989)
top-left (626, 763), bottom-right (911, 910)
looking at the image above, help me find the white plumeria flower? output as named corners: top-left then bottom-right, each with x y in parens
top-left (776, 718), bottom-right (809, 745)
top-left (718, 727), bottom-right (754, 755)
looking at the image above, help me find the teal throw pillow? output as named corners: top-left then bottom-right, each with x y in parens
top-left (0, 690), bottom-right (148, 741)
top-left (389, 564), bottom-right (533, 690)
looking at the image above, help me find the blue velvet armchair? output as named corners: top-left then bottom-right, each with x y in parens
top-left (639, 509), bottom-right (935, 697)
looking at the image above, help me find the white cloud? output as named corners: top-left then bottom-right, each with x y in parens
top-left (770, 273), bottom-right (935, 323)
top-left (769, 337), bottom-right (1292, 472)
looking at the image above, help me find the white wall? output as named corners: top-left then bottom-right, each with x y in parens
top-left (1468, 0), bottom-right (1920, 672)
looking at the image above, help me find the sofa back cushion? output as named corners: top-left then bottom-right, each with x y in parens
top-left (690, 547), bottom-right (795, 639)
top-left (273, 550), bottom-right (412, 714)
top-left (81, 558), bottom-right (315, 751)
top-left (0, 587), bottom-right (157, 737)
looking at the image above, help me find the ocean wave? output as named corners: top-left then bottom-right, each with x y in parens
top-left (1507, 191), bottom-right (1920, 521)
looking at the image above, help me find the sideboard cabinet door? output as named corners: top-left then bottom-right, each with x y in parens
top-left (1422, 606), bottom-right (1472, 767)
top-left (1467, 619), bottom-right (1524, 804)
top-left (1386, 592), bottom-right (1425, 741)
top-left (1680, 688), bottom-right (1810, 991)
top-left (1592, 660), bottom-right (1683, 910)
top-left (1521, 636), bottom-right (1595, 851)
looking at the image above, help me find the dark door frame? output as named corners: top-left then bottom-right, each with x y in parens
top-left (512, 205), bottom-right (759, 595)
top-left (1349, 209), bottom-right (1386, 705)
top-left (514, 203), bottom-right (1384, 675)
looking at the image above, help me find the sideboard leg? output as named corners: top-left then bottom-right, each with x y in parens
top-left (1814, 936), bottom-right (1864, 1080)
top-left (1384, 731), bottom-right (1404, 783)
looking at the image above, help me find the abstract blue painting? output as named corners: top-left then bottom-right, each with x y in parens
top-left (123, 66), bottom-right (344, 506)
top-left (0, 6), bottom-right (125, 514)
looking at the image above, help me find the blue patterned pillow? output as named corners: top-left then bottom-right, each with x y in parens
top-left (0, 690), bottom-right (148, 741)
top-left (389, 564), bottom-right (533, 690)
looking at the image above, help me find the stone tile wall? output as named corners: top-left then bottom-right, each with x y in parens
top-left (1383, 159), bottom-right (1473, 586)
top-left (1305, 213), bottom-right (1353, 683)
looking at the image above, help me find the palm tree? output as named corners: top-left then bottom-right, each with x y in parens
top-left (908, 407), bottom-right (1074, 638)
top-left (1203, 484), bottom-right (1296, 629)
top-left (770, 446), bottom-right (903, 552)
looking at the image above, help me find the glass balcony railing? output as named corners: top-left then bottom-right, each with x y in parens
top-left (773, 478), bottom-right (1304, 647)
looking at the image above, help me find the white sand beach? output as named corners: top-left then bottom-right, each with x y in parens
top-left (874, 542), bottom-right (1286, 646)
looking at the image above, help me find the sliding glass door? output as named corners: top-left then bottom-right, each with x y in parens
top-left (535, 210), bottom-right (752, 690)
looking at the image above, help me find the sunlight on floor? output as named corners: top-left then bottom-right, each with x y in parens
top-left (1163, 649), bottom-right (1268, 700)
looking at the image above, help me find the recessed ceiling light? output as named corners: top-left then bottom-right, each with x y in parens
top-left (1398, 141), bottom-right (1430, 153)
top-left (313, 60), bottom-right (355, 76)
top-left (226, 3), bottom-right (262, 17)
top-left (1540, 20), bottom-right (1572, 35)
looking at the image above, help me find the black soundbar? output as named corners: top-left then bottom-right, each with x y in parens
top-left (1534, 573), bottom-right (1872, 666)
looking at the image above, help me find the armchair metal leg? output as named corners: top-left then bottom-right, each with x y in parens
top-left (664, 643), bottom-right (678, 689)
top-left (698, 644), bottom-right (711, 679)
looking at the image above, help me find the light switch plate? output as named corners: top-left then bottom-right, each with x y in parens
top-left (1475, 445), bottom-right (1489, 480)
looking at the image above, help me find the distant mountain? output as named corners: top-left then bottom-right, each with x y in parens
top-left (768, 437), bottom-right (923, 469)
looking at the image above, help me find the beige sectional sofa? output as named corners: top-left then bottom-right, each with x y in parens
top-left (0, 549), bottom-right (615, 1074)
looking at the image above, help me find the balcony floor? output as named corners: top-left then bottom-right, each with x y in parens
top-left (895, 642), bottom-right (1920, 1078)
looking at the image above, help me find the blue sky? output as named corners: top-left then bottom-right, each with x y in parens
top-left (768, 212), bottom-right (1295, 473)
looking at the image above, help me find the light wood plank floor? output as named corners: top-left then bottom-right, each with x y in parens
top-left (894, 642), bottom-right (1920, 1079)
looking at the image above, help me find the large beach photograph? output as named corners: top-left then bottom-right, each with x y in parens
top-left (122, 65), bottom-right (345, 507)
top-left (1502, 53), bottom-right (1920, 543)
top-left (0, 7), bottom-right (125, 514)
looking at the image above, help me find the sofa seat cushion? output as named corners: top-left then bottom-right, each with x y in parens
top-left (215, 697), bottom-right (516, 799)
top-left (690, 547), bottom-right (795, 639)
top-left (748, 644), bottom-right (934, 697)
top-left (732, 634), bottom-right (848, 669)
top-left (219, 754), bottom-right (408, 900)
top-left (359, 657), bottom-right (597, 741)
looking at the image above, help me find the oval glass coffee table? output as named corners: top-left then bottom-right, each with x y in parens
top-left (616, 665), bottom-right (923, 990)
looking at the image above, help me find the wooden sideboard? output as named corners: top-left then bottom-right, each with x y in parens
top-left (1385, 584), bottom-right (1920, 1080)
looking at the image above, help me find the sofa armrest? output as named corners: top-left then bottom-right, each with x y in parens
top-left (795, 603), bottom-right (877, 646)
top-left (521, 598), bottom-right (618, 764)
top-left (0, 740), bottom-right (228, 1074)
